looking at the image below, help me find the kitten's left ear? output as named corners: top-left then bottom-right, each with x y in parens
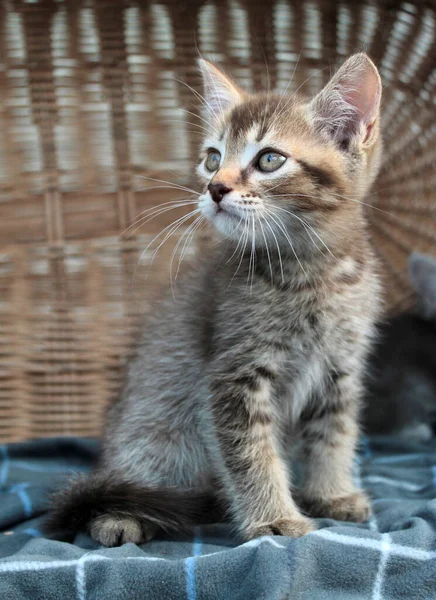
top-left (198, 59), bottom-right (244, 119)
top-left (310, 53), bottom-right (382, 148)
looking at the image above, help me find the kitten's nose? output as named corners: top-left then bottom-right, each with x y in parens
top-left (207, 182), bottom-right (233, 204)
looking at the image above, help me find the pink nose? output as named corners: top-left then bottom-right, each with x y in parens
top-left (207, 182), bottom-right (233, 204)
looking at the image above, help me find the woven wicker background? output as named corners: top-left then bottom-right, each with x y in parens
top-left (1, 0), bottom-right (436, 442)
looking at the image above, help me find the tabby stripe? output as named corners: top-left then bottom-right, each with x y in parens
top-left (296, 159), bottom-right (335, 187)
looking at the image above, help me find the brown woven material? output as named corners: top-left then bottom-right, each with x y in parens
top-left (0, 0), bottom-right (435, 442)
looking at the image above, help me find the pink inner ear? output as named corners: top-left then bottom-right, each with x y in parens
top-left (342, 68), bottom-right (381, 126)
top-left (310, 54), bottom-right (382, 143)
top-left (363, 121), bottom-right (375, 144)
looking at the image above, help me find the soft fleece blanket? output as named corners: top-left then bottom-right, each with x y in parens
top-left (1, 436), bottom-right (436, 599)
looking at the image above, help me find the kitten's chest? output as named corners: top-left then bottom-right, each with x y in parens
top-left (272, 294), bottom-right (370, 425)
top-left (276, 331), bottom-right (330, 425)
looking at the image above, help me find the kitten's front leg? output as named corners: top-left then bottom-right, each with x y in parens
top-left (298, 372), bottom-right (371, 522)
top-left (208, 368), bottom-right (314, 540)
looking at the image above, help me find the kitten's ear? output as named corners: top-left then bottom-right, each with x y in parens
top-left (310, 53), bottom-right (382, 148)
top-left (408, 252), bottom-right (436, 318)
top-left (198, 59), bottom-right (243, 119)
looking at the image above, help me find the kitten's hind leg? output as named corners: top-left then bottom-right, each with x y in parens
top-left (46, 471), bottom-right (217, 546)
top-left (90, 515), bottom-right (159, 547)
top-left (298, 375), bottom-right (371, 523)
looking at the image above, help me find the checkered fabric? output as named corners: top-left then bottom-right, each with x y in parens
top-left (1, 437), bottom-right (436, 600)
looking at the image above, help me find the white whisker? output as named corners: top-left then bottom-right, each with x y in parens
top-left (132, 208), bottom-right (201, 295)
top-left (271, 64), bottom-right (330, 130)
top-left (124, 201), bottom-right (199, 237)
top-left (134, 175), bottom-right (201, 196)
top-left (181, 109), bottom-right (221, 137)
top-left (226, 217), bottom-right (245, 265)
top-left (169, 214), bottom-right (204, 300)
top-left (259, 40), bottom-right (271, 138)
top-left (295, 218), bottom-right (324, 255)
top-left (173, 78), bottom-right (215, 117)
top-left (263, 179), bottom-right (290, 195)
top-left (225, 216), bottom-right (247, 264)
top-left (261, 216), bottom-right (284, 284)
top-left (268, 50), bottom-right (302, 132)
top-left (268, 191), bottom-right (399, 220)
top-left (164, 119), bottom-right (215, 136)
top-left (177, 216), bottom-right (204, 279)
top-left (228, 217), bottom-right (250, 290)
top-left (265, 209), bottom-right (313, 289)
top-left (265, 203), bottom-right (337, 261)
top-left (127, 196), bottom-right (195, 221)
top-left (330, 191), bottom-right (401, 220)
top-left (248, 213), bottom-right (256, 294)
top-left (258, 214), bottom-right (273, 284)
top-left (138, 208), bottom-right (201, 269)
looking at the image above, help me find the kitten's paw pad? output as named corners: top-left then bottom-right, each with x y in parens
top-left (90, 515), bottom-right (157, 547)
top-left (301, 491), bottom-right (372, 522)
top-left (245, 516), bottom-right (314, 540)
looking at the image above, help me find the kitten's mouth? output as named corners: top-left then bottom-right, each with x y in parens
top-left (214, 204), bottom-right (236, 219)
top-left (199, 194), bottom-right (253, 227)
top-left (215, 206), bottom-right (243, 223)
top-left (216, 204), bottom-right (258, 220)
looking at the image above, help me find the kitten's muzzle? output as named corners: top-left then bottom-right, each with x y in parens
top-left (207, 182), bottom-right (233, 204)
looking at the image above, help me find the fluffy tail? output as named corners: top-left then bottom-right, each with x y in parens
top-left (45, 471), bottom-right (220, 536)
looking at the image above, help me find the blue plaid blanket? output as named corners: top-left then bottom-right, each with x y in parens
top-left (1, 436), bottom-right (436, 599)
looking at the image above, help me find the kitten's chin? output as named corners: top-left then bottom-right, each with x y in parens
top-left (209, 210), bottom-right (242, 240)
top-left (199, 201), bottom-right (242, 240)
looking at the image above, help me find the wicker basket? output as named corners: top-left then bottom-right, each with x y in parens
top-left (1, 0), bottom-right (435, 443)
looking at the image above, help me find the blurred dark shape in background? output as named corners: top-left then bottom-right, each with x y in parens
top-left (364, 253), bottom-right (436, 441)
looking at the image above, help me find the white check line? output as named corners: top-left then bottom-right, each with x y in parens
top-left (312, 529), bottom-right (436, 561)
top-left (0, 536), bottom-right (288, 576)
top-left (372, 533), bottom-right (391, 600)
top-left (364, 476), bottom-right (425, 492)
top-left (0, 554), bottom-right (111, 573)
top-left (76, 555), bottom-right (87, 600)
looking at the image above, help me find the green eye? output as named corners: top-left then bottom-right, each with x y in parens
top-left (257, 151), bottom-right (286, 172)
top-left (205, 150), bottom-right (221, 172)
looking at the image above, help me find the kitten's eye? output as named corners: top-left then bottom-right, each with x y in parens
top-left (257, 152), bottom-right (286, 173)
top-left (205, 150), bottom-right (221, 172)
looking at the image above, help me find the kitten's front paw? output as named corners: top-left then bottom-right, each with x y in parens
top-left (244, 515), bottom-right (315, 540)
top-left (90, 515), bottom-right (158, 546)
top-left (300, 491), bottom-right (372, 523)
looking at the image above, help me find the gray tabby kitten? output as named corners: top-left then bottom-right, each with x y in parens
top-left (48, 53), bottom-right (382, 546)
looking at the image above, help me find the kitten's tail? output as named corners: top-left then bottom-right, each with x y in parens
top-left (44, 471), bottom-right (219, 536)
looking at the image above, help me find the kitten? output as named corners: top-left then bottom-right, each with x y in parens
top-left (47, 53), bottom-right (383, 546)
top-left (364, 252), bottom-right (436, 441)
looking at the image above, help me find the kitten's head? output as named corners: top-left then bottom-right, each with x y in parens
top-left (196, 54), bottom-right (382, 253)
